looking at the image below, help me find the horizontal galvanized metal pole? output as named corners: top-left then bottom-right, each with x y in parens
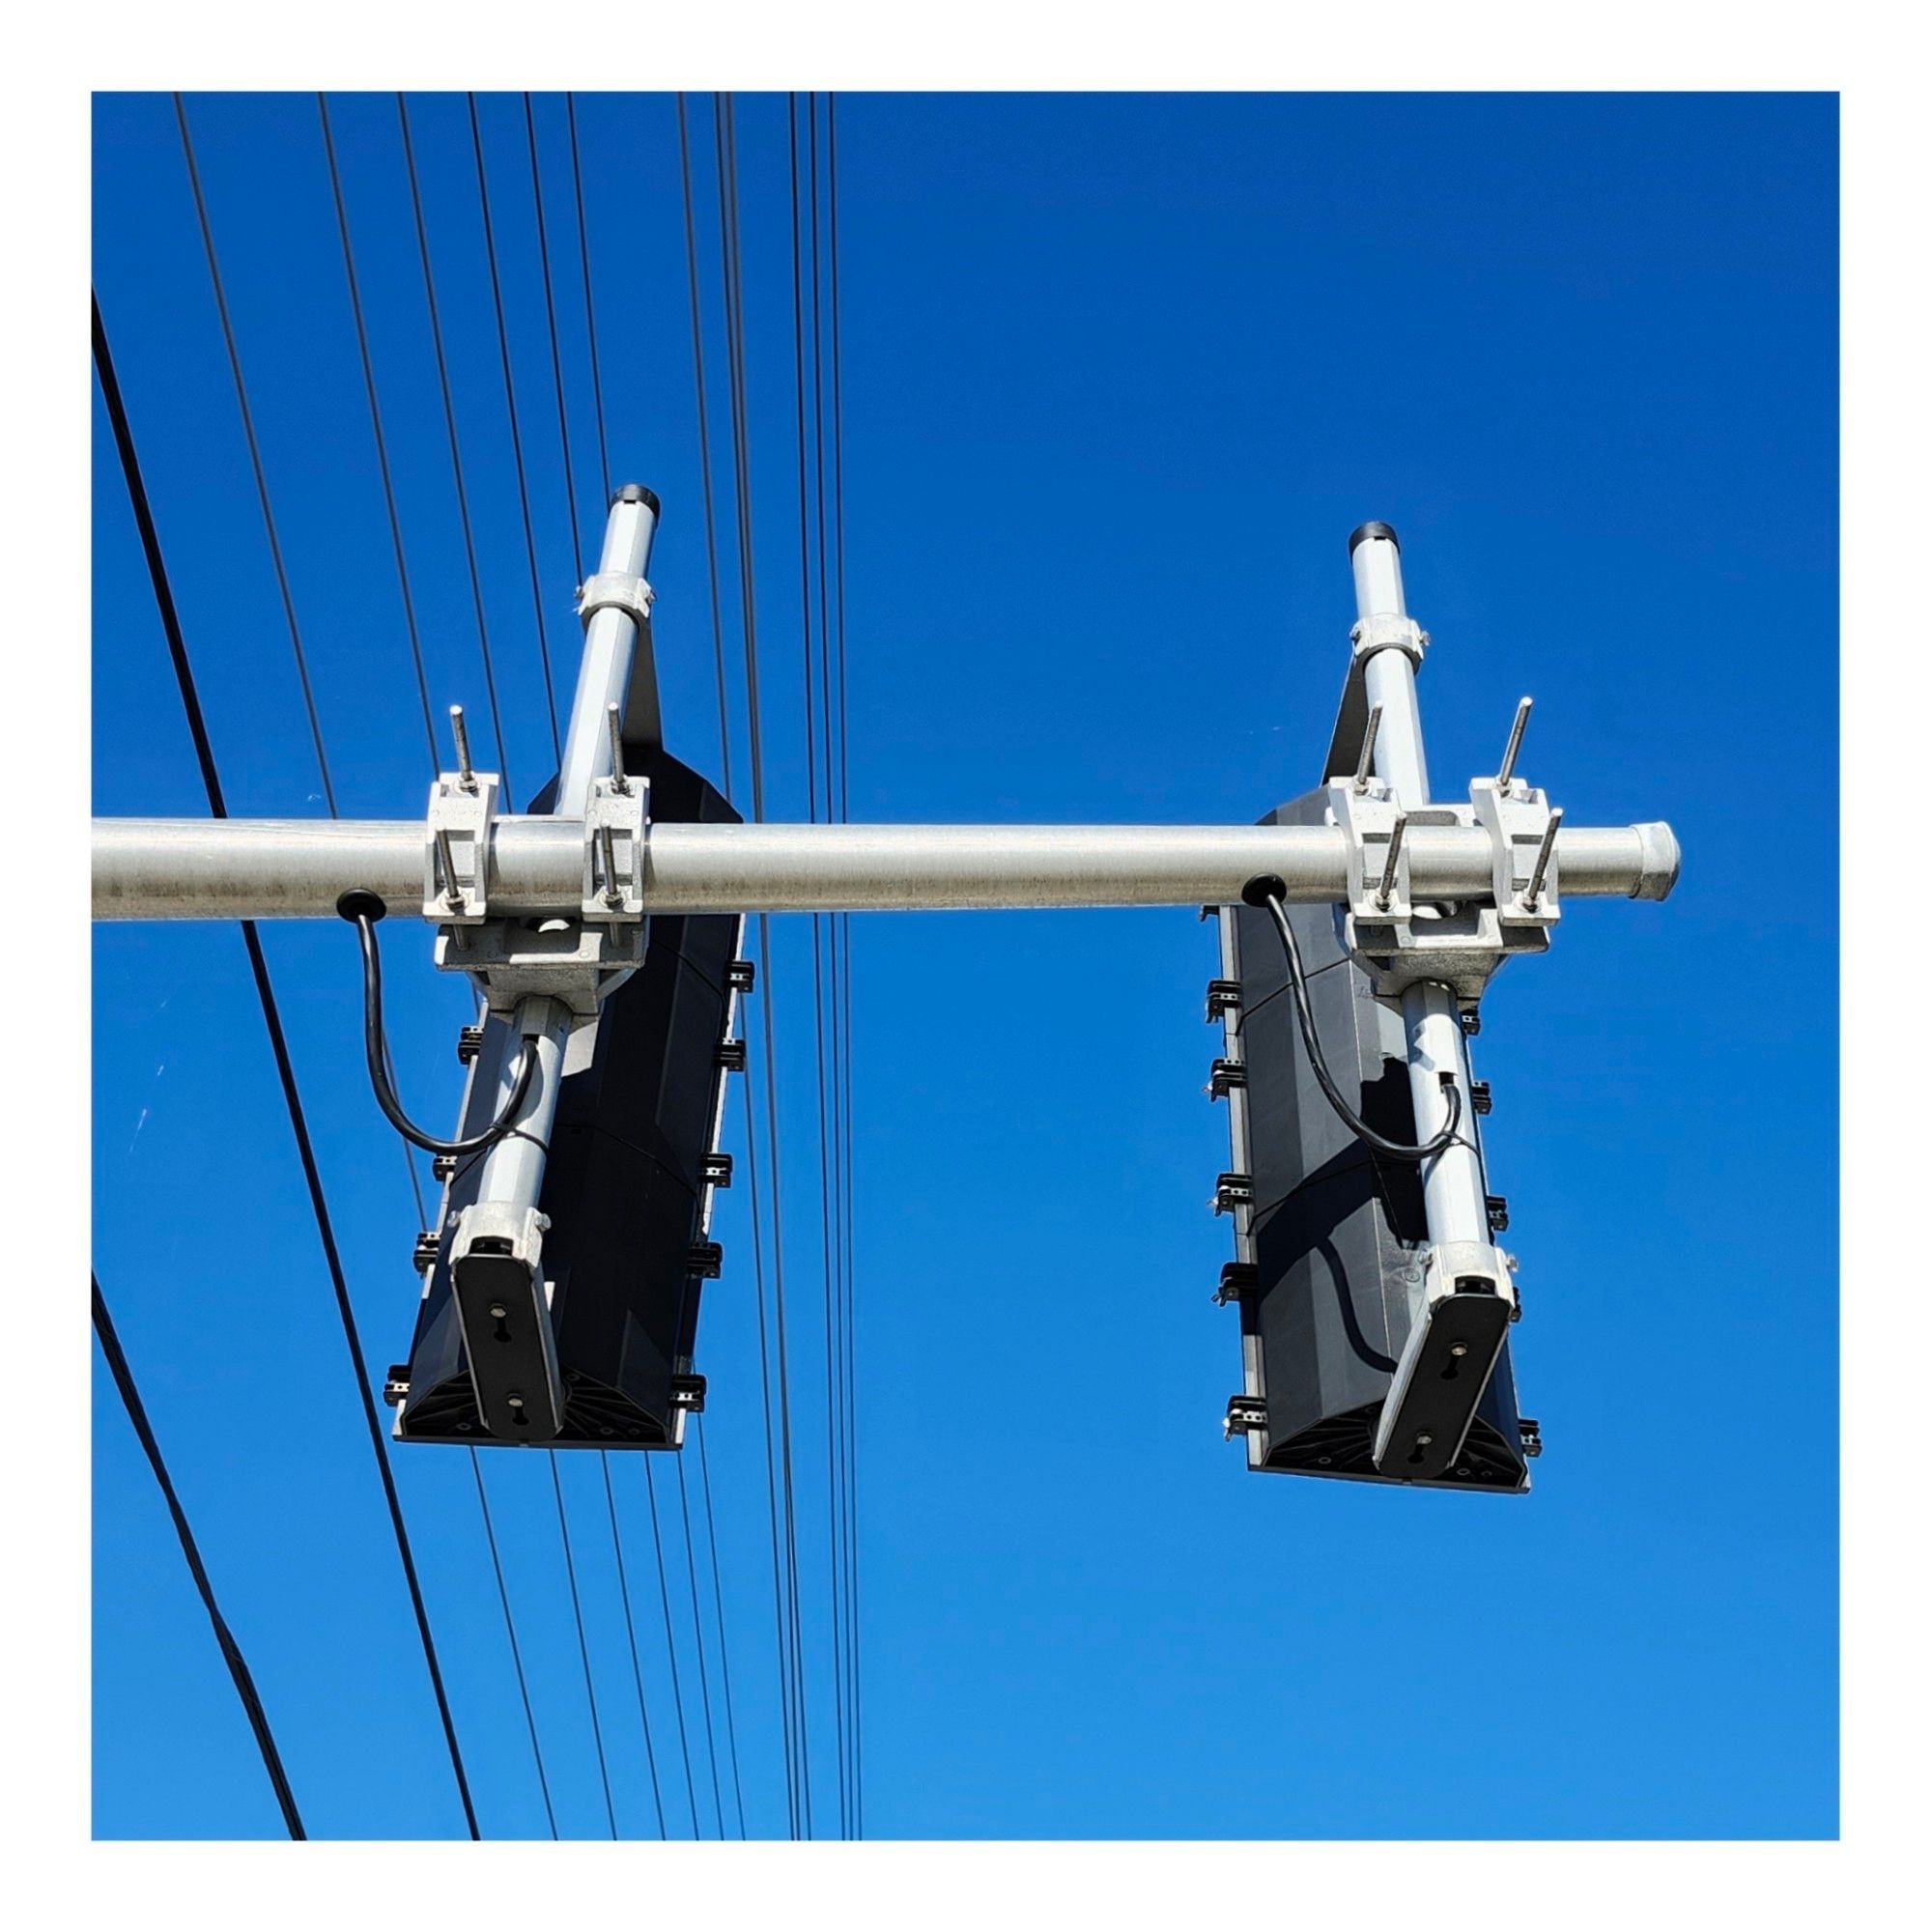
top-left (92, 816), bottom-right (1681, 922)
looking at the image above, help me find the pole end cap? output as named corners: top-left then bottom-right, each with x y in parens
top-left (1349, 520), bottom-right (1400, 556)
top-left (1628, 823), bottom-right (1682, 901)
top-left (615, 483), bottom-right (662, 516)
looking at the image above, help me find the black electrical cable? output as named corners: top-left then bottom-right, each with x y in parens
top-left (693, 1416), bottom-right (749, 1837)
top-left (94, 292), bottom-right (483, 1841)
top-left (674, 1452), bottom-right (728, 1838)
top-left (787, 89), bottom-right (851, 1840)
top-left (339, 900), bottom-right (537, 1157)
top-left (316, 93), bottom-right (440, 778)
top-left (172, 96), bottom-right (338, 820)
top-left (642, 1458), bottom-right (702, 1836)
top-left (1250, 885), bottom-right (1465, 1161)
top-left (92, 1273), bottom-right (307, 1839)
top-left (551, 1454), bottom-right (620, 1838)
top-left (675, 94), bottom-right (737, 800)
top-left (469, 92), bottom-right (565, 765)
top-left (469, 1448), bottom-right (559, 1839)
top-left (524, 92), bottom-right (585, 581)
top-left (825, 90), bottom-right (864, 1839)
top-left (600, 1452), bottom-right (669, 1840)
top-left (565, 93), bottom-right (611, 504)
top-left (396, 91), bottom-right (517, 809)
top-left (714, 89), bottom-right (809, 1839)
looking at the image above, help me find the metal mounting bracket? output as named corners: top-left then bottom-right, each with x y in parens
top-left (434, 918), bottom-right (647, 1019)
top-left (1327, 779), bottom-right (1414, 922)
top-left (582, 775), bottom-right (648, 923)
top-left (422, 771), bottom-right (498, 924)
top-left (1470, 776), bottom-right (1562, 930)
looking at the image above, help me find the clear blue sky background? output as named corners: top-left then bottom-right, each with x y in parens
top-left (91, 91), bottom-right (1837, 1840)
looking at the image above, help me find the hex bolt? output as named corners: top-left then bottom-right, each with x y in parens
top-left (449, 705), bottom-right (476, 790)
top-left (1521, 808), bottom-right (1563, 911)
top-left (1496, 696), bottom-right (1532, 788)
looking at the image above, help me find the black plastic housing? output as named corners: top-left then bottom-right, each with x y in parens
top-left (395, 745), bottom-right (742, 1449)
top-left (1216, 787), bottom-right (1530, 1492)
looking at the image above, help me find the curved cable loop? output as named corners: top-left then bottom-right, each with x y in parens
top-left (1254, 886), bottom-right (1465, 1164)
top-left (347, 909), bottom-right (536, 1156)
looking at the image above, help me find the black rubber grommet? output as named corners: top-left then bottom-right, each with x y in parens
top-left (616, 483), bottom-right (662, 515)
top-left (336, 889), bottom-right (388, 923)
top-left (1348, 520), bottom-right (1399, 556)
top-left (1240, 874), bottom-right (1289, 908)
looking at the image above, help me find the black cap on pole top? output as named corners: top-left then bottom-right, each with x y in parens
top-left (616, 483), bottom-right (662, 516)
top-left (1348, 520), bottom-right (1400, 556)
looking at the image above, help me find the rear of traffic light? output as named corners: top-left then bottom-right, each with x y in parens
top-left (1210, 787), bottom-right (1535, 1492)
top-left (389, 744), bottom-right (746, 1449)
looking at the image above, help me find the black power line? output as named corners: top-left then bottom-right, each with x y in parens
top-left (315, 92), bottom-right (440, 778)
top-left (550, 1454), bottom-right (620, 1837)
top-left (395, 91), bottom-right (518, 808)
top-left (675, 94), bottom-right (737, 800)
top-left (469, 1449), bottom-right (559, 1838)
top-left (694, 1415), bottom-right (749, 1836)
top-left (172, 95), bottom-right (338, 819)
top-left (600, 1452), bottom-right (669, 1839)
top-left (642, 1459), bottom-right (702, 1835)
top-left (564, 94), bottom-right (611, 504)
top-left (786, 90), bottom-right (852, 1839)
top-left (469, 92), bottom-right (565, 764)
top-left (523, 93), bottom-right (585, 582)
top-left (92, 1272), bottom-right (306, 1840)
top-left (825, 87), bottom-right (865, 1842)
top-left (93, 292), bottom-right (482, 1840)
top-left (322, 121), bottom-right (563, 1825)
top-left (717, 90), bottom-right (815, 1838)
top-left (674, 1453), bottom-right (728, 1836)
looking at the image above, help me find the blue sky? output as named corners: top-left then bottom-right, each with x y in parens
top-left (92, 90), bottom-right (1836, 1839)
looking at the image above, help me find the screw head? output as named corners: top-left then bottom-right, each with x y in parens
top-left (1449, 1342), bottom-right (1470, 1358)
top-left (1415, 1432), bottom-right (1434, 1447)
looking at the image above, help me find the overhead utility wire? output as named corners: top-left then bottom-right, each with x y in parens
top-left (675, 1455), bottom-right (729, 1836)
top-left (523, 93), bottom-right (585, 581)
top-left (675, 94), bottom-right (738, 798)
top-left (787, 91), bottom-right (851, 1839)
top-left (565, 93), bottom-right (612, 503)
top-left (643, 1461), bottom-right (703, 1835)
top-left (600, 1455), bottom-right (669, 1839)
top-left (316, 94), bottom-right (440, 776)
top-left (468, 92), bottom-right (565, 763)
top-left (695, 1416), bottom-right (749, 1835)
top-left (172, 95), bottom-right (338, 819)
top-left (321, 109), bottom-right (573, 1829)
top-left (825, 88), bottom-right (864, 1838)
top-left (469, 1450), bottom-right (560, 1838)
top-left (674, 95), bottom-right (752, 1841)
top-left (700, 89), bottom-right (803, 1836)
top-left (395, 92), bottom-right (518, 808)
top-left (550, 1456), bottom-right (621, 1837)
top-left (92, 1272), bottom-right (306, 1839)
top-left (556, 95), bottom-right (726, 1845)
top-left (93, 293), bottom-right (481, 1840)
top-left (718, 89), bottom-right (816, 1838)
top-left (809, 94), bottom-right (860, 1833)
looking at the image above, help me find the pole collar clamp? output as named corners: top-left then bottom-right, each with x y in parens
top-left (577, 570), bottom-right (655, 629)
top-left (1349, 613), bottom-right (1427, 668)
